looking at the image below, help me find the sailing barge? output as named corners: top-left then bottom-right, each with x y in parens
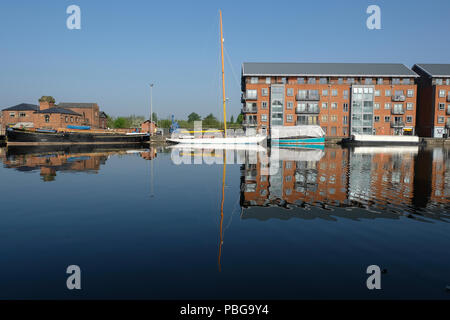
top-left (6, 127), bottom-right (149, 146)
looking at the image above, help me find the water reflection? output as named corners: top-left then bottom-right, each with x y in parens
top-left (0, 145), bottom-right (158, 181)
top-left (239, 146), bottom-right (450, 222)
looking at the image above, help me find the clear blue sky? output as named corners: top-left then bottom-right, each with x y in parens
top-left (1, 0), bottom-right (450, 120)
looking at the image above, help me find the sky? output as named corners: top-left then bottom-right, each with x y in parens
top-left (1, 0), bottom-right (450, 120)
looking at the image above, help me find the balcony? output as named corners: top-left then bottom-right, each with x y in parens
top-left (447, 108), bottom-right (450, 115)
top-left (391, 121), bottom-right (405, 128)
top-left (242, 106), bottom-right (257, 113)
top-left (391, 108), bottom-right (405, 115)
top-left (447, 96), bottom-right (450, 102)
top-left (242, 93), bottom-right (258, 100)
top-left (296, 105), bottom-right (320, 114)
top-left (392, 95), bottom-right (406, 102)
top-left (296, 93), bottom-right (320, 101)
top-left (296, 120), bottom-right (320, 126)
top-left (242, 120), bottom-right (258, 127)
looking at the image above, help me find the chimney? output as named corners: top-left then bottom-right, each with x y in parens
top-left (38, 96), bottom-right (55, 111)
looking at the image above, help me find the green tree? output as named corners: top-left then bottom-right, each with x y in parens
top-left (113, 117), bottom-right (129, 128)
top-left (230, 115), bottom-right (234, 124)
top-left (236, 114), bottom-right (243, 124)
top-left (187, 112), bottom-right (202, 123)
top-left (38, 96), bottom-right (55, 104)
top-left (203, 113), bottom-right (219, 127)
top-left (152, 112), bottom-right (158, 123)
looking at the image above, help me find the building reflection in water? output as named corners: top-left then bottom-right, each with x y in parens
top-left (0, 146), bottom-right (158, 181)
top-left (240, 146), bottom-right (450, 222)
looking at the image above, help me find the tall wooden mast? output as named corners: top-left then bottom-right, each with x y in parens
top-left (220, 10), bottom-right (227, 137)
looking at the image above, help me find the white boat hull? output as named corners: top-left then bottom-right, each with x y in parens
top-left (167, 135), bottom-right (266, 145)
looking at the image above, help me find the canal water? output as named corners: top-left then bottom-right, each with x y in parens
top-left (0, 145), bottom-right (449, 299)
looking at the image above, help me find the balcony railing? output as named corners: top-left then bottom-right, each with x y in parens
top-left (447, 108), bottom-right (450, 115)
top-left (242, 120), bottom-right (258, 126)
top-left (391, 108), bottom-right (405, 115)
top-left (296, 106), bottom-right (320, 114)
top-left (243, 93), bottom-right (258, 100)
top-left (392, 95), bottom-right (406, 102)
top-left (391, 121), bottom-right (405, 128)
top-left (242, 106), bottom-right (257, 113)
top-left (447, 96), bottom-right (450, 102)
top-left (296, 94), bottom-right (320, 101)
top-left (296, 120), bottom-right (320, 126)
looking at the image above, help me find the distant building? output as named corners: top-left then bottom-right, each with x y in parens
top-left (99, 111), bottom-right (108, 129)
top-left (412, 64), bottom-right (450, 138)
top-left (1, 98), bottom-right (106, 130)
top-left (141, 120), bottom-right (157, 134)
top-left (241, 62), bottom-right (418, 137)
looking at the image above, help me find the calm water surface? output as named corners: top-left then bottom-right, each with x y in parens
top-left (0, 145), bottom-right (449, 299)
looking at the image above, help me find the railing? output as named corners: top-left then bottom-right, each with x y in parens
top-left (447, 108), bottom-right (450, 115)
top-left (242, 106), bottom-right (257, 113)
top-left (296, 106), bottom-right (320, 114)
top-left (391, 108), bottom-right (405, 115)
top-left (242, 120), bottom-right (258, 126)
top-left (296, 94), bottom-right (320, 101)
top-left (447, 96), bottom-right (450, 103)
top-left (296, 120), bottom-right (320, 126)
top-left (391, 121), bottom-right (405, 128)
top-left (392, 95), bottom-right (406, 102)
top-left (243, 93), bottom-right (258, 100)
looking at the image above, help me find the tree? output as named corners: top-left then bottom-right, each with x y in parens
top-left (236, 114), bottom-right (243, 124)
top-left (230, 115), bottom-right (234, 124)
top-left (203, 113), bottom-right (219, 127)
top-left (152, 112), bottom-right (158, 123)
top-left (188, 112), bottom-right (201, 123)
top-left (113, 117), bottom-right (129, 128)
top-left (39, 96), bottom-right (55, 104)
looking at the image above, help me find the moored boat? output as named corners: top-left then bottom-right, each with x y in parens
top-left (341, 134), bottom-right (420, 146)
top-left (270, 125), bottom-right (325, 147)
top-left (6, 127), bottom-right (149, 146)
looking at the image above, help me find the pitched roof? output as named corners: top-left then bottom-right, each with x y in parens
top-left (413, 64), bottom-right (450, 77)
top-left (58, 102), bottom-right (97, 109)
top-left (99, 111), bottom-right (107, 118)
top-left (35, 107), bottom-right (82, 116)
top-left (2, 103), bottom-right (39, 111)
top-left (242, 62), bottom-right (418, 77)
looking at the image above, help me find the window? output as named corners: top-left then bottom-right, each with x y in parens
top-left (392, 78), bottom-right (400, 84)
top-left (343, 103), bottom-right (348, 112)
top-left (365, 78), bottom-right (372, 84)
top-left (331, 89), bottom-right (338, 96)
top-left (338, 78), bottom-right (343, 84)
top-left (403, 79), bottom-right (411, 85)
top-left (250, 77), bottom-right (258, 84)
top-left (331, 127), bottom-right (337, 135)
top-left (322, 127), bottom-right (327, 134)
top-left (385, 116), bottom-right (390, 122)
top-left (265, 77), bottom-right (271, 84)
top-left (71, 117), bottom-right (74, 122)
top-left (374, 116), bottom-right (380, 122)
top-left (286, 115), bottom-right (293, 122)
top-left (347, 78), bottom-right (355, 84)
top-left (322, 103), bottom-right (328, 109)
top-left (374, 103), bottom-right (380, 110)
top-left (437, 116), bottom-right (444, 124)
top-left (343, 116), bottom-right (348, 124)
top-left (297, 77), bottom-right (304, 84)
top-left (331, 115), bottom-right (337, 122)
top-left (65, 116), bottom-right (68, 122)
top-left (261, 88), bottom-right (268, 96)
top-left (385, 90), bottom-right (391, 97)
top-left (246, 89), bottom-right (257, 99)
top-left (287, 88), bottom-right (293, 96)
top-left (321, 115), bottom-right (328, 122)
top-left (374, 90), bottom-right (380, 97)
top-left (406, 116), bottom-right (413, 123)
top-left (377, 78), bottom-right (384, 84)
top-left (439, 103), bottom-right (445, 110)
top-left (307, 77), bottom-right (316, 84)
top-left (45, 115), bottom-right (50, 123)
top-left (446, 79), bottom-right (450, 85)
top-left (261, 101), bottom-right (268, 109)
top-left (385, 103), bottom-right (391, 109)
top-left (9, 112), bottom-right (15, 117)
top-left (281, 77), bottom-right (287, 84)
top-left (393, 104), bottom-right (404, 114)
top-left (322, 89), bottom-right (328, 96)
top-left (287, 101), bottom-right (293, 110)
top-left (436, 78), bottom-right (443, 85)
top-left (343, 90), bottom-right (349, 99)
top-left (319, 78), bottom-right (327, 84)
top-left (19, 112), bottom-right (26, 117)
top-left (407, 89), bottom-right (414, 97)
top-left (343, 127), bottom-right (348, 136)
top-left (331, 103), bottom-right (337, 109)
top-left (407, 103), bottom-right (413, 110)
top-left (439, 90), bottom-right (446, 98)
top-left (261, 114), bottom-right (267, 122)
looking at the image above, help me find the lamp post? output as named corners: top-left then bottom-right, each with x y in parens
top-left (150, 83), bottom-right (154, 136)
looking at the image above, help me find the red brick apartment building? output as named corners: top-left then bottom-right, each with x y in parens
top-left (241, 63), bottom-right (418, 137)
top-left (412, 64), bottom-right (450, 138)
top-left (1, 98), bottom-right (106, 130)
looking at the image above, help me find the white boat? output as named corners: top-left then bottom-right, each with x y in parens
top-left (167, 11), bottom-right (266, 146)
top-left (167, 143), bottom-right (267, 152)
top-left (342, 134), bottom-right (420, 146)
top-left (270, 125), bottom-right (325, 146)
